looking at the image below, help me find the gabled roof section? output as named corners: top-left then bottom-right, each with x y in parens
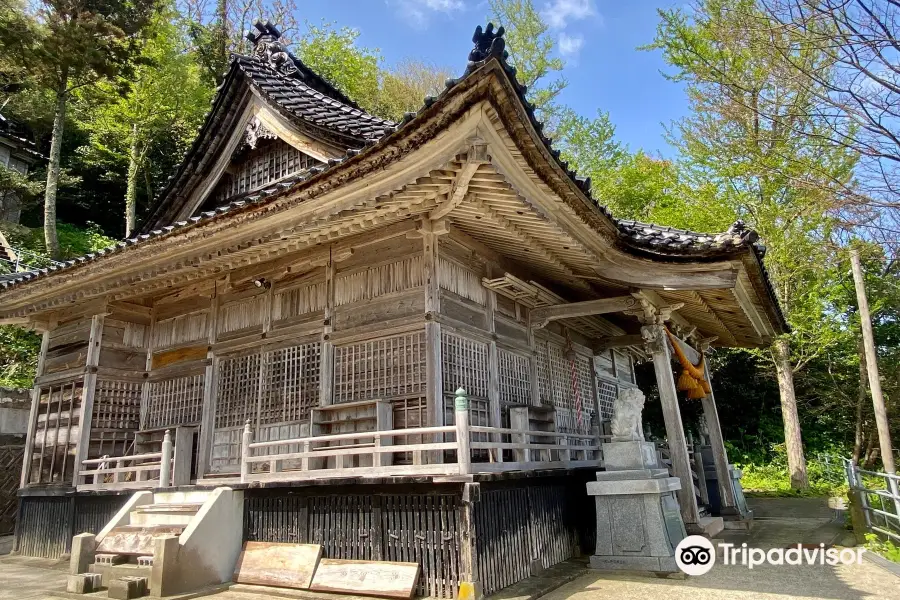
top-left (0, 21), bottom-right (789, 338)
top-left (141, 21), bottom-right (394, 233)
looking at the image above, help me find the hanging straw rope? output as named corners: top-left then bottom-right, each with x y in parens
top-left (664, 327), bottom-right (711, 400)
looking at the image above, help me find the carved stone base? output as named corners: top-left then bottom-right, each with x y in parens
top-left (587, 442), bottom-right (687, 575)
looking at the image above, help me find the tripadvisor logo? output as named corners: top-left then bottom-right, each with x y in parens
top-left (675, 535), bottom-right (866, 576)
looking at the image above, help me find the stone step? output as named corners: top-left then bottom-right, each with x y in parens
top-left (129, 503), bottom-right (203, 526)
top-left (89, 563), bottom-right (153, 589)
top-left (96, 525), bottom-right (185, 556)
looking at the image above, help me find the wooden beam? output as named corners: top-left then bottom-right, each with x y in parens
top-left (430, 139), bottom-right (488, 221)
top-left (592, 334), bottom-right (644, 353)
top-left (732, 277), bottom-right (771, 341)
top-left (530, 296), bottom-right (636, 328)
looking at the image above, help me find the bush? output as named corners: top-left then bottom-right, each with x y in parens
top-left (865, 533), bottom-right (900, 563)
top-left (736, 444), bottom-right (848, 497)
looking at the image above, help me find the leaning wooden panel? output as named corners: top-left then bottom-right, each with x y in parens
top-left (310, 558), bottom-right (421, 599)
top-left (233, 541), bottom-right (322, 589)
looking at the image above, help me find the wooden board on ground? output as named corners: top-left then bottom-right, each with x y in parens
top-left (310, 558), bottom-right (421, 599)
top-left (233, 541), bottom-right (322, 589)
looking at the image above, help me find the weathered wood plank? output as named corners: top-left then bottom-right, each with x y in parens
top-left (232, 541), bottom-right (322, 589)
top-left (310, 558), bottom-right (421, 599)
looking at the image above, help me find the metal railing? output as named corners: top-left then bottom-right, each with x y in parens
top-left (844, 458), bottom-right (900, 543)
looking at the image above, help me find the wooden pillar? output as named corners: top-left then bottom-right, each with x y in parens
top-left (197, 286), bottom-right (219, 478)
top-left (20, 324), bottom-right (53, 488)
top-left (422, 224), bottom-right (443, 428)
top-left (72, 314), bottom-right (105, 487)
top-left (699, 354), bottom-right (738, 512)
top-left (642, 323), bottom-right (700, 527)
top-left (320, 250), bottom-right (336, 407)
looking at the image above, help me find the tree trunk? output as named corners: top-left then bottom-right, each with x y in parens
top-left (772, 337), bottom-right (808, 489)
top-left (44, 73), bottom-right (68, 258)
top-left (125, 125), bottom-right (139, 238)
top-left (217, 0), bottom-right (228, 73)
top-left (853, 336), bottom-right (867, 466)
top-left (850, 247), bottom-right (896, 474)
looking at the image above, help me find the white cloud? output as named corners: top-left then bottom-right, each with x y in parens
top-left (558, 32), bottom-right (584, 57)
top-left (390, 0), bottom-right (466, 27)
top-left (542, 0), bottom-right (595, 29)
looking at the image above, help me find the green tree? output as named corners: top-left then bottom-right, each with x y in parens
top-left (0, 0), bottom-right (160, 256)
top-left (296, 21), bottom-right (381, 113)
top-left (375, 59), bottom-right (454, 121)
top-left (77, 8), bottom-right (212, 236)
top-left (651, 0), bottom-right (858, 488)
top-left (488, 0), bottom-right (567, 125)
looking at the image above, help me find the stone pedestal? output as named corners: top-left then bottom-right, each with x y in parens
top-left (722, 466), bottom-right (754, 530)
top-left (587, 441), bottom-right (687, 574)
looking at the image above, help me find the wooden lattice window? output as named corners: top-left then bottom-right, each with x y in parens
top-left (215, 139), bottom-right (322, 202)
top-left (215, 354), bottom-right (260, 429)
top-left (151, 312), bottom-right (207, 349)
top-left (441, 331), bottom-right (490, 427)
top-left (498, 349), bottom-right (531, 407)
top-left (535, 339), bottom-right (595, 434)
top-left (29, 380), bottom-right (82, 485)
top-left (259, 342), bottom-right (321, 424)
top-left (144, 374), bottom-right (204, 430)
top-left (335, 255), bottom-right (424, 306)
top-left (595, 377), bottom-right (617, 422)
top-left (333, 331), bottom-right (427, 404)
top-left (438, 257), bottom-right (485, 305)
top-left (92, 380), bottom-right (142, 431)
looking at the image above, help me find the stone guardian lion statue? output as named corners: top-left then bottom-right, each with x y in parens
top-left (611, 387), bottom-right (646, 442)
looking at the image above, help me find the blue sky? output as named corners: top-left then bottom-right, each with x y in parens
top-left (294, 1), bottom-right (688, 157)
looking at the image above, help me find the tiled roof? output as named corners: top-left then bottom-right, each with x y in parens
top-left (0, 22), bottom-right (787, 333)
top-left (234, 55), bottom-right (394, 142)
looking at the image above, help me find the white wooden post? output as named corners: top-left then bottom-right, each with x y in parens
top-left (455, 388), bottom-right (471, 475)
top-left (159, 430), bottom-right (173, 488)
top-left (240, 420), bottom-right (252, 483)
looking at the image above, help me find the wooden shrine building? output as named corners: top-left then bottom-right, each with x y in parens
top-left (1, 22), bottom-right (786, 598)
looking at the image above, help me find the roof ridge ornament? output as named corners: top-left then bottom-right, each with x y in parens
top-left (468, 23), bottom-right (508, 64)
top-left (247, 20), bottom-right (298, 77)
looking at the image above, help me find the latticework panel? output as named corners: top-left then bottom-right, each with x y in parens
top-left (441, 331), bottom-right (490, 428)
top-left (536, 340), bottom-right (595, 434)
top-left (218, 295), bottom-right (267, 336)
top-left (144, 374), bottom-right (204, 429)
top-left (92, 380), bottom-right (141, 431)
top-left (259, 342), bottom-right (321, 424)
top-left (273, 280), bottom-right (327, 321)
top-left (216, 138), bottom-right (322, 201)
top-left (215, 353), bottom-right (261, 428)
top-left (438, 257), bottom-right (485, 305)
top-left (498, 349), bottom-right (531, 407)
top-left (151, 312), bottom-right (207, 349)
top-left (335, 255), bottom-right (424, 306)
top-left (30, 380), bottom-right (82, 485)
top-left (333, 331), bottom-right (427, 404)
top-left (441, 331), bottom-right (489, 399)
top-left (595, 378), bottom-right (617, 422)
